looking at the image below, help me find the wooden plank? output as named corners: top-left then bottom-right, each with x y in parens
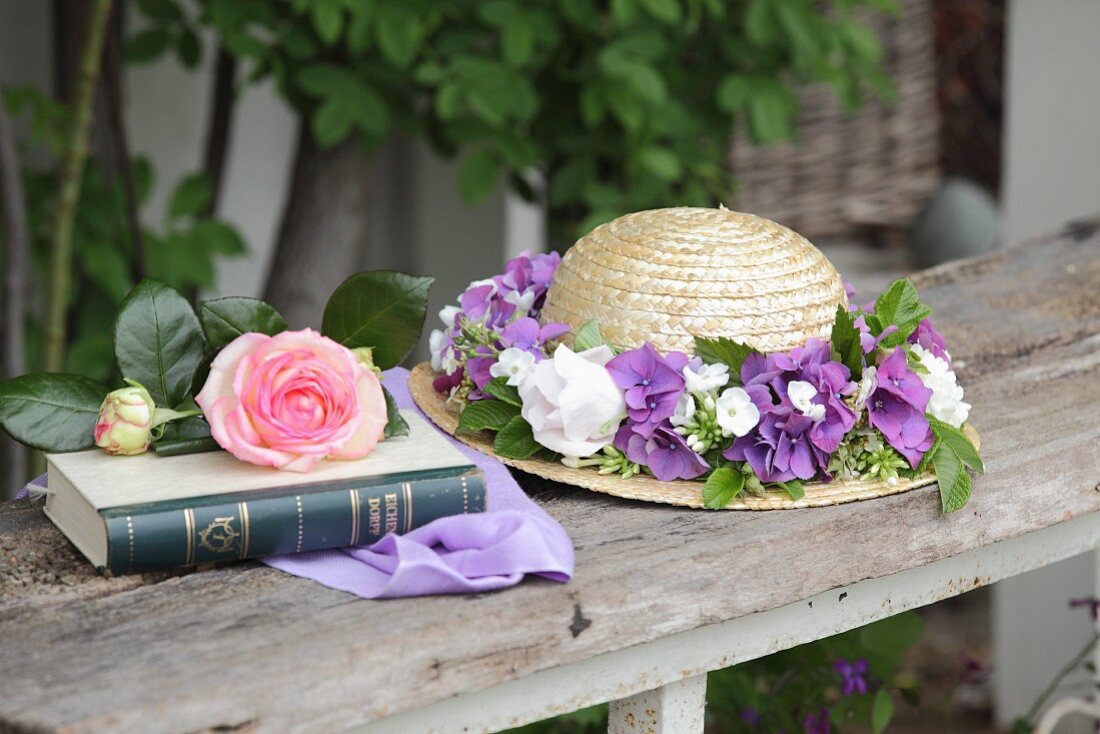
top-left (3, 223), bottom-right (1100, 733)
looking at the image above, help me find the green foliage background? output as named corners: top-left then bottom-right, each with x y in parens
top-left (132, 0), bottom-right (898, 239)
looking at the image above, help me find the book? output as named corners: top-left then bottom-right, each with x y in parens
top-left (43, 410), bottom-right (487, 575)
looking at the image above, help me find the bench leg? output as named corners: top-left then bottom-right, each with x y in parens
top-left (607, 674), bottom-right (707, 734)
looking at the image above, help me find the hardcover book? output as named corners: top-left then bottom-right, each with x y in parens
top-left (44, 410), bottom-right (487, 575)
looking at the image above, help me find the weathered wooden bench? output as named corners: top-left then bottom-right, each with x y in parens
top-left (3, 221), bottom-right (1100, 734)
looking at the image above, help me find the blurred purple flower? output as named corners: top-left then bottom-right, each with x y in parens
top-left (835, 658), bottom-right (869, 695)
top-left (802, 707), bottom-right (831, 734)
top-left (1070, 597), bottom-right (1100, 620)
top-left (867, 348), bottom-right (934, 466)
top-left (615, 423), bottom-right (709, 481)
top-left (959, 653), bottom-right (991, 686)
top-left (606, 343), bottom-right (689, 433)
top-left (740, 707), bottom-right (763, 726)
top-left (909, 318), bottom-right (951, 364)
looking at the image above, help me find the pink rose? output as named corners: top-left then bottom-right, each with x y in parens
top-left (195, 329), bottom-right (388, 472)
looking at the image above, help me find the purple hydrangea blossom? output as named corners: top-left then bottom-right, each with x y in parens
top-left (854, 314), bottom-right (899, 356)
top-left (499, 317), bottom-right (571, 354)
top-left (725, 339), bottom-right (857, 482)
top-left (615, 422), bottom-right (709, 481)
top-left (867, 348), bottom-right (934, 466)
top-left (909, 317), bottom-right (950, 364)
top-left (802, 707), bottom-right (831, 734)
top-left (494, 250), bottom-right (561, 317)
top-left (464, 346), bottom-right (497, 396)
top-left (835, 658), bottom-right (869, 695)
top-left (606, 343), bottom-right (689, 434)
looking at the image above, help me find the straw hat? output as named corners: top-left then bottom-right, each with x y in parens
top-left (411, 207), bottom-right (977, 509)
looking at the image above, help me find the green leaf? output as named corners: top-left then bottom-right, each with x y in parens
top-left (168, 173), bottom-right (213, 219)
top-left (638, 147), bottom-right (682, 182)
top-left (717, 74), bottom-right (751, 112)
top-left (191, 220), bottom-right (246, 255)
top-left (861, 611), bottom-right (924, 653)
top-left (929, 417), bottom-right (984, 474)
top-left (376, 4), bottom-right (425, 68)
top-left (693, 336), bottom-right (758, 381)
top-left (873, 278), bottom-right (932, 344)
top-left (137, 0), bottom-right (183, 22)
top-left (382, 386), bottom-right (409, 439)
top-left (126, 28), bottom-right (171, 63)
top-left (312, 98), bottom-right (354, 147)
top-left (573, 320), bottom-right (609, 352)
top-left (703, 467), bottom-right (745, 509)
top-left (775, 479), bottom-right (804, 500)
top-left (113, 279), bottom-right (206, 408)
top-left (493, 415), bottom-right (541, 458)
top-left (458, 150), bottom-right (499, 203)
top-left (830, 305), bottom-right (864, 379)
top-left (483, 377), bottom-right (522, 406)
top-left (932, 443), bottom-right (972, 513)
top-left (155, 415), bottom-right (219, 456)
top-left (746, 79), bottom-right (796, 144)
top-left (0, 374), bottom-right (105, 452)
top-left (176, 28), bottom-right (202, 68)
top-left (457, 399), bottom-right (521, 433)
top-left (321, 271), bottom-right (434, 370)
top-left (744, 0), bottom-right (777, 46)
top-left (199, 297), bottom-right (288, 351)
top-left (872, 689), bottom-right (894, 734)
top-left (502, 16), bottom-right (534, 65)
top-left (637, 0), bottom-right (681, 24)
top-left (311, 0), bottom-right (344, 46)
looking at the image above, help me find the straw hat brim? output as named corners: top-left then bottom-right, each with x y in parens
top-left (408, 363), bottom-right (980, 510)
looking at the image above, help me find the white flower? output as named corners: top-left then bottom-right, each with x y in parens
top-left (467, 277), bottom-right (497, 295)
top-left (683, 362), bottom-right (729, 394)
top-left (788, 380), bottom-right (826, 422)
top-left (911, 344), bottom-right (970, 428)
top-left (439, 305), bottom-right (460, 328)
top-left (504, 288), bottom-right (536, 315)
top-left (490, 347), bottom-right (537, 386)
top-left (670, 392), bottom-right (696, 427)
top-left (517, 344), bottom-right (626, 458)
top-left (715, 386), bottom-right (760, 437)
top-left (853, 366), bottom-right (877, 412)
top-left (429, 329), bottom-right (449, 372)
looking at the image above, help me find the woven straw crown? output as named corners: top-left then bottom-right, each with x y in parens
top-left (540, 207), bottom-right (847, 355)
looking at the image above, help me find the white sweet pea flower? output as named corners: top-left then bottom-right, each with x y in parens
top-left (683, 362), bottom-right (729, 394)
top-left (853, 365), bottom-right (877, 413)
top-left (910, 344), bottom-right (971, 427)
top-left (439, 305), bottom-right (460, 328)
top-left (504, 288), bottom-right (536, 315)
top-left (715, 386), bottom-right (760, 437)
top-left (517, 344), bottom-right (626, 458)
top-left (788, 380), bottom-right (826, 422)
top-left (429, 329), bottom-right (448, 372)
top-left (490, 347), bottom-right (537, 386)
top-left (670, 392), bottom-right (696, 427)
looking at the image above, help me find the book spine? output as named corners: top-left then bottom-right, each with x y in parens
top-left (102, 471), bottom-right (486, 575)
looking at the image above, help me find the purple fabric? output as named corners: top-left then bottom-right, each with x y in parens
top-left (19, 368), bottom-right (575, 598)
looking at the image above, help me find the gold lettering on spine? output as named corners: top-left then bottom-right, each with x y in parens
top-left (126, 516), bottom-right (135, 573)
top-left (295, 495), bottom-right (304, 553)
top-left (403, 482), bottom-right (413, 534)
top-left (239, 502), bottom-right (251, 559)
top-left (461, 476), bottom-right (469, 514)
top-left (349, 489), bottom-right (361, 546)
top-left (367, 496), bottom-right (381, 537)
top-left (384, 492), bottom-right (398, 534)
top-left (184, 508), bottom-right (195, 566)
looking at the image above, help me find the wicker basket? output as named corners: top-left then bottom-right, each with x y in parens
top-left (729, 0), bottom-right (940, 240)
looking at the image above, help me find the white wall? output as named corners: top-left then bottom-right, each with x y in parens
top-left (994, 0), bottom-right (1100, 727)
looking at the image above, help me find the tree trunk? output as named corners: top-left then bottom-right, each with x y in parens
top-left (0, 89), bottom-right (30, 499)
top-left (201, 47), bottom-right (237, 217)
top-left (262, 127), bottom-right (374, 328)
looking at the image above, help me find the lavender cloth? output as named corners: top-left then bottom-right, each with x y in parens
top-left (20, 368), bottom-right (575, 599)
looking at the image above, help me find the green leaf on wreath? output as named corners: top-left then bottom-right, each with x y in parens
top-left (830, 305), bottom-right (864, 379)
top-left (457, 399), bottom-right (521, 433)
top-left (873, 278), bottom-right (932, 346)
top-left (199, 297), bottom-right (288, 352)
top-left (693, 336), bottom-right (758, 384)
top-left (573, 319), bottom-right (610, 352)
top-left (929, 417), bottom-right (984, 474)
top-left (932, 442), bottom-right (972, 513)
top-left (321, 271), bottom-right (434, 370)
top-left (493, 415), bottom-right (541, 459)
top-left (114, 279), bottom-right (207, 409)
top-left (0, 373), bottom-right (105, 452)
top-left (483, 377), bottom-right (522, 406)
top-left (382, 386), bottom-right (410, 439)
top-left (702, 466), bottom-right (745, 509)
top-left (775, 479), bottom-right (805, 501)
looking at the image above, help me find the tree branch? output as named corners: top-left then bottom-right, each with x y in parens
top-left (42, 0), bottom-right (113, 374)
top-left (0, 89), bottom-right (31, 497)
top-left (103, 2), bottom-right (145, 280)
top-left (202, 46), bottom-right (237, 217)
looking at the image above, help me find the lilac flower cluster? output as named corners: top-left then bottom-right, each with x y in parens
top-left (430, 250), bottom-right (566, 398)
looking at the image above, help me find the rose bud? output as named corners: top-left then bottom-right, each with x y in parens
top-left (94, 383), bottom-right (156, 456)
